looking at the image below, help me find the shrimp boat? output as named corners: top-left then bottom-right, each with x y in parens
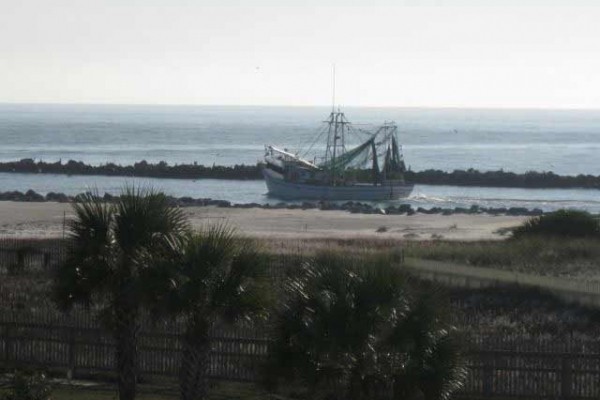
top-left (261, 109), bottom-right (414, 201)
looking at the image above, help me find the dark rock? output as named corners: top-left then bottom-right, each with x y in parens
top-left (301, 202), bottom-right (316, 210)
top-left (469, 204), bottom-right (480, 214)
top-left (24, 190), bottom-right (45, 202)
top-left (178, 196), bottom-right (195, 205)
top-left (507, 207), bottom-right (529, 216)
top-left (398, 204), bottom-right (413, 213)
top-left (319, 201), bottom-right (333, 210)
top-left (46, 192), bottom-right (70, 202)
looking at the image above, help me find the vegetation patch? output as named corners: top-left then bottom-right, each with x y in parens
top-left (263, 252), bottom-right (466, 400)
top-left (0, 371), bottom-right (53, 400)
top-left (404, 237), bottom-right (600, 279)
top-left (513, 209), bottom-right (600, 238)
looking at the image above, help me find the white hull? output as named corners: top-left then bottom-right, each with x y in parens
top-left (263, 168), bottom-right (413, 201)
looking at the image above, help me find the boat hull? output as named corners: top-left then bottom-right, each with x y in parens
top-left (262, 168), bottom-right (413, 201)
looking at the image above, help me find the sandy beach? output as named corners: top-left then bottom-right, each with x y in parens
top-left (0, 201), bottom-right (527, 241)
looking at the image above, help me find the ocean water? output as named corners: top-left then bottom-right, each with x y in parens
top-left (1, 173), bottom-right (599, 213)
top-left (1, 104), bottom-right (600, 211)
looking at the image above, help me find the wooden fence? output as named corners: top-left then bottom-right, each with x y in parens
top-left (2, 313), bottom-right (600, 399)
top-left (2, 239), bottom-right (600, 398)
top-left (0, 237), bottom-right (67, 275)
top-left (0, 318), bottom-right (269, 382)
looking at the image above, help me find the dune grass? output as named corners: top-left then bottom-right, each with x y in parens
top-left (258, 235), bottom-right (600, 280)
top-left (513, 210), bottom-right (600, 238)
top-left (403, 237), bottom-right (600, 279)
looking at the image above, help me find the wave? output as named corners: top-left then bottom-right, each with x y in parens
top-left (408, 194), bottom-right (453, 203)
top-left (407, 192), bottom-right (600, 212)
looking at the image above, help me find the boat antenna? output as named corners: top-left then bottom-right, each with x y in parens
top-left (331, 63), bottom-right (336, 112)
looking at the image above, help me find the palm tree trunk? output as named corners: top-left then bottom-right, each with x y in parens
top-left (180, 319), bottom-right (211, 400)
top-left (115, 292), bottom-right (139, 400)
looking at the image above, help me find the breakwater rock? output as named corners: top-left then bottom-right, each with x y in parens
top-left (0, 190), bottom-right (545, 217)
top-left (405, 169), bottom-right (600, 190)
top-left (2, 159), bottom-right (600, 190)
top-left (0, 159), bottom-right (261, 180)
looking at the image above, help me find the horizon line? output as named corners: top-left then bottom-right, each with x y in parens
top-left (2, 101), bottom-right (600, 112)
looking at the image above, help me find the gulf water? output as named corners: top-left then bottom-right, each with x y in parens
top-left (1, 104), bottom-right (600, 211)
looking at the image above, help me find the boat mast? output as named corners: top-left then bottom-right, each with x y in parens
top-left (334, 113), bottom-right (341, 184)
top-left (324, 65), bottom-right (350, 185)
top-left (326, 65), bottom-right (338, 185)
top-left (324, 65), bottom-right (336, 168)
top-left (325, 111), bottom-right (335, 164)
top-left (324, 110), bottom-right (350, 185)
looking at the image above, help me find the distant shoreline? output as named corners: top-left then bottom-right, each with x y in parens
top-left (2, 158), bottom-right (600, 190)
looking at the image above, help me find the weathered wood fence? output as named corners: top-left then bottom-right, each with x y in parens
top-left (0, 316), bottom-right (270, 382)
top-left (1, 239), bottom-right (600, 398)
top-left (2, 314), bottom-right (600, 399)
top-left (0, 238), bottom-right (66, 275)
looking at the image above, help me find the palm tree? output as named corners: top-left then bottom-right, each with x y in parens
top-left (264, 252), bottom-right (466, 400)
top-left (146, 224), bottom-right (269, 400)
top-left (54, 187), bottom-right (189, 400)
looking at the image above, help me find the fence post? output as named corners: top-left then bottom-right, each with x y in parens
top-left (2, 324), bottom-right (11, 362)
top-left (561, 355), bottom-right (572, 400)
top-left (465, 276), bottom-right (472, 288)
top-left (67, 327), bottom-right (76, 380)
top-left (43, 253), bottom-right (50, 271)
top-left (482, 353), bottom-right (494, 397)
top-left (16, 248), bottom-right (26, 273)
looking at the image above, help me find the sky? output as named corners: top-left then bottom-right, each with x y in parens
top-left (1, 0), bottom-right (600, 108)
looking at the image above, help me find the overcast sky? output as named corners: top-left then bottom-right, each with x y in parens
top-left (2, 0), bottom-right (600, 108)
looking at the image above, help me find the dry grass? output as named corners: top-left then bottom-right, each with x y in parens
top-left (3, 237), bottom-right (600, 344)
top-left (403, 237), bottom-right (600, 280)
top-left (256, 235), bottom-right (600, 280)
top-left (256, 236), bottom-right (403, 255)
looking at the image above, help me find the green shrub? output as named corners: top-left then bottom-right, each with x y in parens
top-left (1, 371), bottom-right (52, 400)
top-left (513, 210), bottom-right (600, 238)
top-left (263, 252), bottom-right (466, 400)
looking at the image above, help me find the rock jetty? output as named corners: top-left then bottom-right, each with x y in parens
top-left (0, 189), bottom-right (545, 217)
top-left (1, 159), bottom-right (600, 190)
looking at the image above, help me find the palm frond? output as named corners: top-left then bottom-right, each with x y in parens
top-left (265, 251), bottom-right (466, 400)
top-left (418, 332), bottom-right (468, 400)
top-left (216, 239), bottom-right (271, 322)
top-left (54, 191), bottom-right (114, 310)
top-left (54, 185), bottom-right (191, 400)
top-left (70, 190), bottom-right (113, 255)
top-left (114, 184), bottom-right (189, 254)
